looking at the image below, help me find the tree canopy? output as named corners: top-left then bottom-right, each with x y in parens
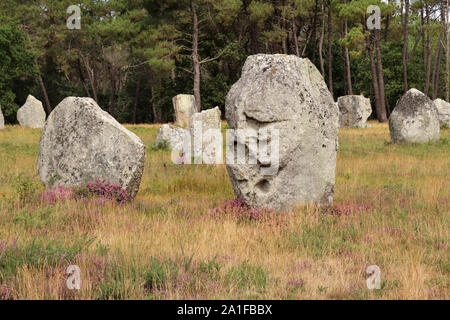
top-left (0, 0), bottom-right (448, 124)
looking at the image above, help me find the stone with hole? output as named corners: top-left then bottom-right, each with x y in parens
top-left (225, 54), bottom-right (339, 210)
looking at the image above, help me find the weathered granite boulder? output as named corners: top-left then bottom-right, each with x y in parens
top-left (225, 54), bottom-right (339, 210)
top-left (173, 94), bottom-right (196, 128)
top-left (37, 97), bottom-right (146, 198)
top-left (155, 124), bottom-right (189, 152)
top-left (337, 95), bottom-right (372, 128)
top-left (190, 107), bottom-right (222, 164)
top-left (0, 106), bottom-right (4, 130)
top-left (433, 98), bottom-right (450, 127)
top-left (389, 88), bottom-right (440, 143)
top-left (17, 95), bottom-right (46, 128)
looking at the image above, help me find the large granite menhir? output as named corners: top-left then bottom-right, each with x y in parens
top-left (389, 89), bottom-right (440, 144)
top-left (225, 54), bottom-right (339, 210)
top-left (17, 95), bottom-right (46, 128)
top-left (37, 97), bottom-right (146, 198)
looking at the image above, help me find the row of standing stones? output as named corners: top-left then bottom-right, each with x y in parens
top-left (0, 54), bottom-right (449, 210)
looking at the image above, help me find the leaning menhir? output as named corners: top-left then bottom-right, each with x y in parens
top-left (225, 54), bottom-right (339, 210)
top-left (389, 88), bottom-right (440, 144)
top-left (37, 97), bottom-right (146, 198)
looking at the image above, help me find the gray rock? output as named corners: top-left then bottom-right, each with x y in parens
top-left (433, 98), bottom-right (450, 127)
top-left (337, 95), bottom-right (372, 128)
top-left (173, 94), bottom-right (196, 128)
top-left (225, 54), bottom-right (339, 210)
top-left (37, 97), bottom-right (146, 198)
top-left (0, 105), bottom-right (4, 130)
top-left (190, 107), bottom-right (222, 164)
top-left (17, 95), bottom-right (46, 128)
top-left (389, 88), bottom-right (440, 143)
top-left (155, 124), bottom-right (189, 153)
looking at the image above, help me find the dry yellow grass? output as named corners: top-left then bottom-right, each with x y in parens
top-left (0, 122), bottom-right (448, 300)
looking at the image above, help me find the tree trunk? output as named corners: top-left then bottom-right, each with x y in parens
top-left (82, 56), bottom-right (98, 102)
top-left (367, 33), bottom-right (382, 121)
top-left (421, 8), bottom-right (426, 66)
top-left (109, 66), bottom-right (116, 116)
top-left (446, 0), bottom-right (449, 101)
top-left (327, 2), bottom-right (333, 98)
top-left (375, 29), bottom-right (387, 122)
top-left (149, 68), bottom-right (160, 123)
top-left (344, 17), bottom-right (353, 95)
top-left (34, 59), bottom-right (51, 114)
top-left (192, 3), bottom-right (201, 112)
top-left (77, 59), bottom-right (91, 97)
top-left (133, 73), bottom-right (141, 124)
top-left (319, 1), bottom-right (325, 77)
top-left (292, 17), bottom-right (300, 56)
top-left (311, 0), bottom-right (319, 62)
top-left (424, 5), bottom-right (432, 96)
top-left (402, 0), bottom-right (409, 93)
top-left (37, 74), bottom-right (52, 114)
top-left (432, 30), bottom-right (443, 99)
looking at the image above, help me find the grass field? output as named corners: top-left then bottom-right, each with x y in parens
top-left (0, 121), bottom-right (448, 300)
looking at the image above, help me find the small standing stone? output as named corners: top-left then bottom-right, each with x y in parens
top-left (337, 95), bottom-right (372, 128)
top-left (190, 107), bottom-right (222, 164)
top-left (433, 98), bottom-right (450, 127)
top-left (173, 94), bottom-right (196, 128)
top-left (155, 124), bottom-right (189, 153)
top-left (389, 88), bottom-right (440, 143)
top-left (17, 95), bottom-right (46, 129)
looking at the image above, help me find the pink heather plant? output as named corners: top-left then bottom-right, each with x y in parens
top-left (40, 178), bottom-right (131, 205)
top-left (209, 198), bottom-right (275, 221)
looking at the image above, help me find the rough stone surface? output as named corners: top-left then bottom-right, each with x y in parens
top-left (337, 95), bottom-right (372, 128)
top-left (37, 97), bottom-right (146, 198)
top-left (433, 98), bottom-right (450, 127)
top-left (225, 54), bottom-right (339, 210)
top-left (389, 88), bottom-right (440, 143)
top-left (17, 95), bottom-right (46, 128)
top-left (173, 94), bottom-right (196, 128)
top-left (190, 107), bottom-right (222, 164)
top-left (155, 124), bottom-right (189, 153)
top-left (0, 105), bottom-right (4, 130)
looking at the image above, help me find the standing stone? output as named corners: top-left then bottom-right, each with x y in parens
top-left (389, 88), bottom-right (440, 143)
top-left (17, 95), bottom-right (46, 128)
top-left (0, 105), bottom-right (4, 130)
top-left (337, 95), bottom-right (372, 128)
top-left (190, 107), bottom-right (222, 164)
top-left (225, 54), bottom-right (339, 210)
top-left (173, 94), bottom-right (196, 128)
top-left (155, 124), bottom-right (189, 153)
top-left (433, 98), bottom-right (450, 127)
top-left (37, 97), bottom-right (146, 198)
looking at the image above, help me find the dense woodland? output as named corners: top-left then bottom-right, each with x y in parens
top-left (0, 0), bottom-right (448, 124)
